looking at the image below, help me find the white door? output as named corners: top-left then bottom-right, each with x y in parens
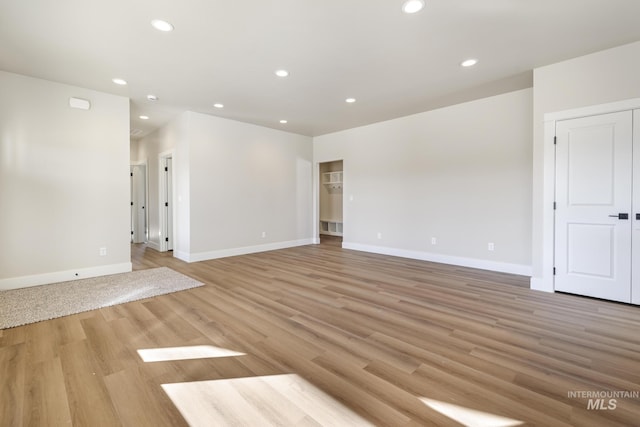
top-left (165, 157), bottom-right (173, 251)
top-left (555, 111), bottom-right (633, 303)
top-left (160, 157), bottom-right (174, 252)
top-left (633, 109), bottom-right (640, 305)
top-left (131, 165), bottom-right (147, 243)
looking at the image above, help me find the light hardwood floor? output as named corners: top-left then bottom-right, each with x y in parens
top-left (2, 242), bottom-right (640, 426)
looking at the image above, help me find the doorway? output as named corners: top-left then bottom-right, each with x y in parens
top-left (319, 160), bottom-right (343, 244)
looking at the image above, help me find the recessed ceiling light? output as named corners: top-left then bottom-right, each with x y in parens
top-left (275, 69), bottom-right (289, 77)
top-left (461, 58), bottom-right (478, 67)
top-left (280, 120), bottom-right (288, 124)
top-left (345, 98), bottom-right (356, 103)
top-left (112, 78), bottom-right (127, 85)
top-left (402, 0), bottom-right (425, 14)
top-left (213, 103), bottom-right (224, 109)
top-left (147, 94), bottom-right (158, 101)
top-left (139, 115), bottom-right (149, 120)
top-left (151, 19), bottom-right (174, 32)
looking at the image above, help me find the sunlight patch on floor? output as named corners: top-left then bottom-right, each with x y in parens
top-left (419, 397), bottom-right (524, 427)
top-left (137, 345), bottom-right (246, 362)
top-left (162, 373), bottom-right (374, 426)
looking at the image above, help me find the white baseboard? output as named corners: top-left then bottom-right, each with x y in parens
top-left (185, 238), bottom-right (316, 263)
top-left (0, 262), bottom-right (133, 291)
top-left (530, 276), bottom-right (554, 293)
top-left (173, 250), bottom-right (190, 262)
top-left (342, 242), bottom-right (532, 277)
top-left (146, 241), bottom-right (161, 251)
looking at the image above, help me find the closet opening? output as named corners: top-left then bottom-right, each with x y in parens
top-left (318, 160), bottom-right (343, 245)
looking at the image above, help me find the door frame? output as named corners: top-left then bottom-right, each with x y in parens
top-left (537, 98), bottom-right (640, 294)
top-left (314, 159), bottom-right (345, 244)
top-left (159, 150), bottom-right (175, 253)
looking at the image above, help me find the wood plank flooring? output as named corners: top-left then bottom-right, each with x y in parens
top-left (2, 241), bottom-right (640, 426)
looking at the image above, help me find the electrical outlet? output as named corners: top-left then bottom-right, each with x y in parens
top-left (261, 231), bottom-right (266, 238)
top-left (377, 232), bottom-right (382, 240)
top-left (99, 247), bottom-right (107, 256)
top-left (488, 242), bottom-right (495, 251)
top-left (431, 237), bottom-right (437, 245)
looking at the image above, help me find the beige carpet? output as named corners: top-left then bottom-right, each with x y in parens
top-left (0, 267), bottom-right (203, 329)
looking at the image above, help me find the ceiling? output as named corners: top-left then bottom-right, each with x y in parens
top-left (2, 0), bottom-right (640, 139)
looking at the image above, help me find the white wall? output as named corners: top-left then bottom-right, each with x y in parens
top-left (130, 139), bottom-right (139, 162)
top-left (186, 112), bottom-right (314, 261)
top-left (136, 111), bottom-right (314, 262)
top-left (0, 71), bottom-right (131, 289)
top-left (314, 89), bottom-right (533, 275)
top-left (531, 40), bottom-right (640, 291)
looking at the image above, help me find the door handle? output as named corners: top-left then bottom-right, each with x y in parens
top-left (609, 213), bottom-right (629, 220)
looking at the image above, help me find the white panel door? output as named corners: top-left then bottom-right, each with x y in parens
top-left (555, 111), bottom-right (633, 303)
top-left (165, 158), bottom-right (173, 251)
top-left (633, 109), bottom-right (640, 305)
top-left (132, 165), bottom-right (147, 243)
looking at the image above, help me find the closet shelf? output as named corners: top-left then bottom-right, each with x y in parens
top-left (322, 171), bottom-right (343, 189)
top-left (319, 219), bottom-right (343, 236)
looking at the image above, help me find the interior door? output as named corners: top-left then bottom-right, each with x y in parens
top-left (633, 109), bottom-right (640, 305)
top-left (165, 158), bottom-right (173, 251)
top-left (131, 165), bottom-right (147, 243)
top-left (555, 111), bottom-right (633, 303)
